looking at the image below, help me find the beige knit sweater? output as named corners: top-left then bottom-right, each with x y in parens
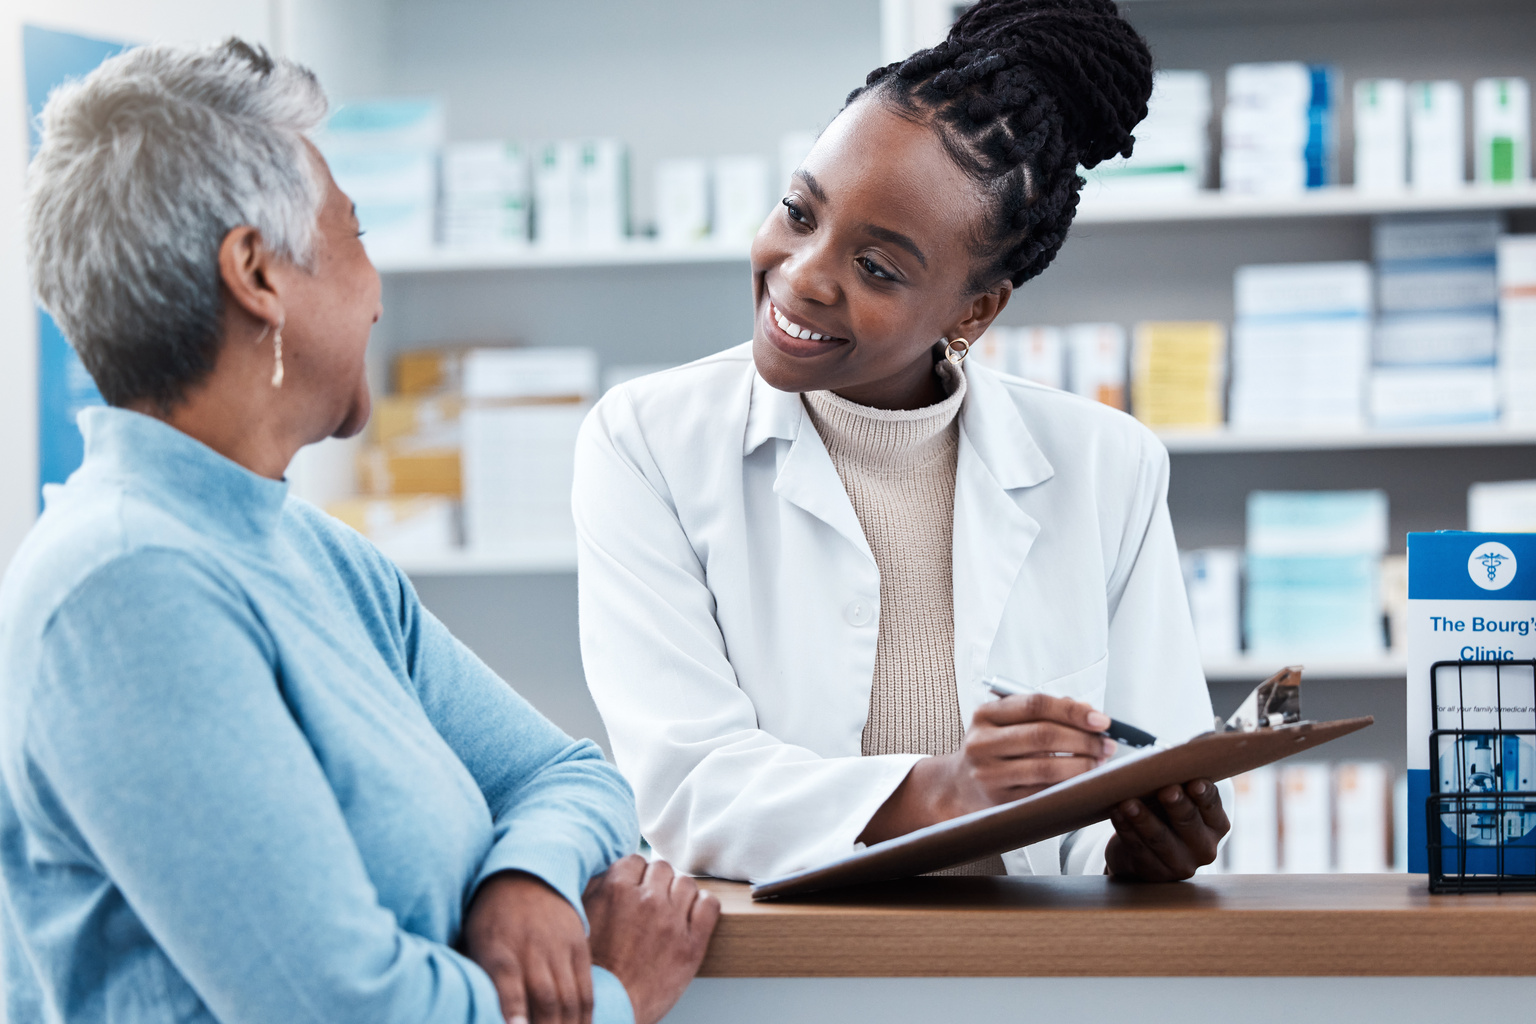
top-left (803, 362), bottom-right (968, 758)
top-left (804, 362), bottom-right (1005, 875)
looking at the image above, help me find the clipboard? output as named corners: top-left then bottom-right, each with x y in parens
top-left (752, 706), bottom-right (1372, 900)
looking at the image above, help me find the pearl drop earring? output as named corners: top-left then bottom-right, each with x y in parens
top-left (269, 318), bottom-right (285, 388)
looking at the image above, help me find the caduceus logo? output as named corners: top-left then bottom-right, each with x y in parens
top-left (1468, 541), bottom-right (1519, 591)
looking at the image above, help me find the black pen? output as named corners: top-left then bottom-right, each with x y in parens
top-left (981, 675), bottom-right (1161, 749)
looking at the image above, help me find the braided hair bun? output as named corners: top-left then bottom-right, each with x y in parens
top-left (848, 0), bottom-right (1153, 288)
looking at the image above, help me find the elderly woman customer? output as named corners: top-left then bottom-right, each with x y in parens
top-left (0, 39), bottom-right (714, 1024)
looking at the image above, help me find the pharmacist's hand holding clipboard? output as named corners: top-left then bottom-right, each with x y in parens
top-left (754, 668), bottom-right (1372, 900)
top-left (989, 676), bottom-right (1233, 881)
top-left (860, 673), bottom-right (1229, 883)
top-left (982, 675), bottom-right (1233, 882)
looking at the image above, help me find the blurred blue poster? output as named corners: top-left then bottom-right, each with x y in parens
top-left (23, 26), bottom-right (131, 501)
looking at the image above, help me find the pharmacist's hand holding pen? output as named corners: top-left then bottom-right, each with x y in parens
top-left (859, 691), bottom-right (1116, 845)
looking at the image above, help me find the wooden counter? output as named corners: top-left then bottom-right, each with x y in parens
top-left (696, 874), bottom-right (1536, 977)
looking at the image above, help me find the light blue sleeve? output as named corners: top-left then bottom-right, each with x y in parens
top-left (390, 565), bottom-right (639, 1024)
top-left (24, 548), bottom-right (600, 1024)
top-left (391, 565), bottom-right (639, 922)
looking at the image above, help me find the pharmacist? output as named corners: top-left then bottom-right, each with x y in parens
top-left (574, 0), bottom-right (1229, 883)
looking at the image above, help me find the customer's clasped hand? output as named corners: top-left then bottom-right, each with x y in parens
top-left (463, 858), bottom-right (719, 1024)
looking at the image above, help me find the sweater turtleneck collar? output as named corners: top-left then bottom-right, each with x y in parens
top-left (802, 359), bottom-right (966, 475)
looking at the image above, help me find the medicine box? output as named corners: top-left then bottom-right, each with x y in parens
top-left (1409, 81), bottom-right (1465, 192)
top-left (1280, 763), bottom-right (1332, 873)
top-left (532, 141), bottom-right (579, 248)
top-left (1087, 69), bottom-right (1210, 200)
top-left (1370, 365), bottom-right (1499, 427)
top-left (713, 156), bottom-right (770, 245)
top-left (1180, 547), bottom-right (1241, 661)
top-left (1473, 77), bottom-right (1531, 184)
top-left (1234, 261), bottom-right (1373, 319)
top-left (575, 139), bottom-right (628, 248)
top-left (461, 348), bottom-right (598, 402)
top-left (441, 141), bottom-right (530, 248)
top-left (370, 394), bottom-right (463, 449)
top-left (318, 96), bottom-right (444, 258)
top-left (1130, 321), bottom-right (1226, 428)
top-left (1335, 761), bottom-right (1392, 873)
top-left (462, 403), bottom-right (589, 552)
top-left (326, 495), bottom-right (457, 560)
top-left (357, 446), bottom-right (461, 498)
top-left (1354, 79), bottom-right (1407, 193)
top-left (1016, 327), bottom-right (1066, 390)
top-left (1226, 767), bottom-right (1279, 873)
top-left (1374, 215), bottom-right (1503, 263)
top-left (1244, 490), bottom-right (1387, 659)
top-left (1499, 235), bottom-right (1536, 425)
top-left (1406, 531), bottom-right (1536, 873)
top-left (655, 158), bottom-right (711, 246)
top-left (1469, 480), bottom-right (1536, 533)
top-left (1065, 323), bottom-right (1127, 410)
top-left (1374, 314), bottom-right (1497, 367)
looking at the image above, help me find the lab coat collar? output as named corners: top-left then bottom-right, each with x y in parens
top-left (743, 371), bottom-right (802, 455)
top-left (744, 362), bottom-right (1056, 491)
top-left (745, 372), bottom-right (874, 562)
top-left (955, 364), bottom-right (1054, 491)
top-left (743, 363), bottom-right (1058, 599)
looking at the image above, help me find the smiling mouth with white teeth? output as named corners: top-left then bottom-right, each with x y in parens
top-left (771, 303), bottom-right (843, 343)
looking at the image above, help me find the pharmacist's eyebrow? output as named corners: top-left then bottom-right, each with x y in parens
top-left (795, 170), bottom-right (927, 267)
top-left (795, 170), bottom-right (827, 203)
top-left (862, 224), bottom-right (928, 268)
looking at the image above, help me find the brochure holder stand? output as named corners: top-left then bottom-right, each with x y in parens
top-left (1427, 659), bottom-right (1536, 893)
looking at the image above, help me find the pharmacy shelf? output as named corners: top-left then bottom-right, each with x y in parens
top-left (371, 185), bottom-right (1536, 276)
top-left (394, 552), bottom-right (1412, 683)
top-left (371, 240), bottom-right (751, 274)
top-left (393, 541), bottom-right (577, 576)
top-left (1157, 424), bottom-right (1536, 453)
top-left (1203, 656), bottom-right (1406, 683)
top-left (1076, 183), bottom-right (1536, 225)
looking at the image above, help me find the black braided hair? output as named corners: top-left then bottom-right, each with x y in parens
top-left (846, 0), bottom-right (1153, 291)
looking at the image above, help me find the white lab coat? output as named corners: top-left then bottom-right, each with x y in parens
top-left (573, 343), bottom-right (1220, 883)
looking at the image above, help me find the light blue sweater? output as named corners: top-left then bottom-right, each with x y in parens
top-left (0, 408), bottom-right (637, 1024)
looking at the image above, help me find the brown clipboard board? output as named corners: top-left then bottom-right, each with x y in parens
top-left (751, 714), bottom-right (1373, 900)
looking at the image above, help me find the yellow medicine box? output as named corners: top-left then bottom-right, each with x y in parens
top-left (357, 445), bottom-right (462, 497)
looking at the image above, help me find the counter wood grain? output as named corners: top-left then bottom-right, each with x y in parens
top-left (695, 874), bottom-right (1536, 977)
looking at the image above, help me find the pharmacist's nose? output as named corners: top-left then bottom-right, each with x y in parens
top-left (778, 238), bottom-right (841, 309)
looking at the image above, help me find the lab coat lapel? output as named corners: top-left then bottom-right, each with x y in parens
top-left (952, 368), bottom-right (1054, 719)
top-left (747, 373), bottom-right (874, 563)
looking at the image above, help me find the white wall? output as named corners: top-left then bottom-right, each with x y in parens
top-left (0, 0), bottom-right (274, 571)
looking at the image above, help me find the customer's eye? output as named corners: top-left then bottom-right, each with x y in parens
top-left (782, 197), bottom-right (808, 224)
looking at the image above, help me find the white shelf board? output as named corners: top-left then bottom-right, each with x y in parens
top-left (1203, 657), bottom-right (1406, 683)
top-left (1157, 424), bottom-right (1536, 454)
top-left (1076, 183), bottom-right (1536, 225)
top-left (372, 240), bottom-right (751, 274)
top-left (371, 186), bottom-right (1536, 275)
top-left (393, 541), bottom-right (577, 576)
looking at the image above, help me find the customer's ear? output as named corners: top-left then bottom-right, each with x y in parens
top-left (218, 225), bottom-right (284, 329)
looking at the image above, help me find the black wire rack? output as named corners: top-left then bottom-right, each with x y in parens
top-left (1427, 659), bottom-right (1536, 893)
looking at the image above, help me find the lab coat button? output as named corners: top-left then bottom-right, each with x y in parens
top-left (844, 600), bottom-right (874, 627)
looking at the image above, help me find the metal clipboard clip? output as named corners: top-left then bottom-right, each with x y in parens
top-left (1220, 665), bottom-right (1303, 732)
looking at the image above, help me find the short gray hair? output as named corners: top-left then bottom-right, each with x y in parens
top-left (25, 39), bottom-right (328, 410)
